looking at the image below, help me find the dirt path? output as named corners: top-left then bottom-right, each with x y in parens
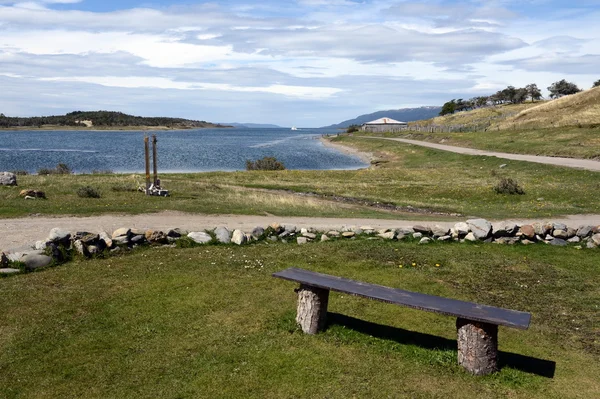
top-left (370, 137), bottom-right (600, 172)
top-left (2, 211), bottom-right (600, 252)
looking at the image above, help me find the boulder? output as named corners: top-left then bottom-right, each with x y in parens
top-left (130, 235), bottom-right (146, 245)
top-left (464, 233), bottom-right (477, 242)
top-left (0, 172), bottom-right (17, 186)
top-left (586, 240), bottom-right (597, 249)
top-left (297, 237), bottom-right (309, 245)
top-left (549, 238), bottom-right (568, 247)
top-left (99, 232), bottom-right (113, 248)
top-left (188, 232), bottom-right (212, 245)
top-left (320, 234), bottom-right (330, 242)
top-left (22, 254), bottom-right (52, 270)
top-left (269, 223), bottom-right (283, 234)
top-left (47, 228), bottom-right (71, 245)
top-left (567, 236), bottom-right (581, 243)
top-left (80, 233), bottom-right (99, 245)
top-left (130, 228), bottom-right (146, 236)
top-left (168, 228), bottom-right (187, 238)
top-left (553, 223), bottom-right (567, 232)
top-left (519, 225), bottom-right (535, 239)
top-left (232, 230), bottom-right (247, 245)
top-left (378, 231), bottom-right (396, 240)
top-left (19, 189), bottom-right (45, 198)
top-left (145, 230), bottom-right (167, 244)
top-left (396, 227), bottom-right (414, 236)
top-left (251, 227), bottom-right (265, 240)
top-left (284, 225), bottom-right (297, 233)
top-left (453, 222), bottom-right (470, 236)
top-left (552, 230), bottom-right (568, 239)
top-left (412, 232), bottom-right (423, 239)
top-left (342, 232), bottom-right (355, 238)
top-left (576, 226), bottom-right (593, 238)
top-left (437, 235), bottom-right (452, 242)
top-left (419, 237), bottom-right (432, 244)
top-left (413, 225), bottom-right (432, 235)
top-left (34, 240), bottom-right (47, 251)
top-left (521, 239), bottom-right (535, 245)
top-left (327, 231), bottom-right (340, 237)
top-left (466, 219), bottom-right (492, 240)
top-left (214, 227), bottom-right (231, 244)
top-left (431, 225), bottom-right (449, 238)
top-left (532, 222), bottom-right (549, 236)
top-left (302, 232), bottom-right (317, 239)
top-left (73, 240), bottom-right (90, 257)
top-left (88, 245), bottom-right (100, 255)
top-left (591, 234), bottom-right (600, 246)
top-left (566, 227), bottom-right (577, 239)
top-left (112, 228), bottom-right (131, 239)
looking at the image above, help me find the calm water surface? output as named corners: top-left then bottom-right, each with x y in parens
top-left (0, 128), bottom-right (366, 173)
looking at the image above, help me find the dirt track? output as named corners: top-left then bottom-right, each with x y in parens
top-left (370, 137), bottom-right (600, 172)
top-left (2, 211), bottom-right (600, 252)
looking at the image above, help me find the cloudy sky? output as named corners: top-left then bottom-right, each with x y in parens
top-left (0, 0), bottom-right (598, 127)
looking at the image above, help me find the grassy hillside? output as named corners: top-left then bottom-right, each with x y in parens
top-left (497, 86), bottom-right (600, 130)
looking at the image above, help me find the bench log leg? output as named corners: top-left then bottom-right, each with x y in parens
top-left (296, 284), bottom-right (329, 334)
top-left (456, 318), bottom-right (498, 375)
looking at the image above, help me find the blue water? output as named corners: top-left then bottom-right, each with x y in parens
top-left (0, 128), bottom-right (366, 173)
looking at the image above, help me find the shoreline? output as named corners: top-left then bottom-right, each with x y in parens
top-left (319, 136), bottom-right (374, 165)
top-left (0, 125), bottom-right (231, 131)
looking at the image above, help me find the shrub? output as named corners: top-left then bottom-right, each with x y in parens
top-left (246, 157), bottom-right (286, 171)
top-left (10, 170), bottom-right (29, 176)
top-left (493, 178), bottom-right (525, 195)
top-left (77, 186), bottom-right (101, 198)
top-left (346, 125), bottom-right (360, 133)
top-left (37, 163), bottom-right (72, 175)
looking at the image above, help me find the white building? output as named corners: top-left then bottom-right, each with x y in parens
top-left (361, 117), bottom-right (408, 133)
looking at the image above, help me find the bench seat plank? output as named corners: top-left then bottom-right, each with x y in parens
top-left (273, 267), bottom-right (530, 330)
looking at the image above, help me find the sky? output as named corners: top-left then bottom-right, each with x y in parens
top-left (0, 0), bottom-right (598, 127)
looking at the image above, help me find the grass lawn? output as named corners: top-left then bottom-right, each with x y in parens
top-left (378, 126), bottom-right (600, 160)
top-left (2, 135), bottom-right (599, 220)
top-left (1, 239), bottom-right (599, 398)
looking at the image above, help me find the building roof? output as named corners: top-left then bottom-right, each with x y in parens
top-left (363, 117), bottom-right (407, 125)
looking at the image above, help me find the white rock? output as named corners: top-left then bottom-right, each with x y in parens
top-left (188, 232), bottom-right (212, 244)
top-left (232, 230), bottom-right (247, 245)
top-left (464, 232), bottom-right (477, 242)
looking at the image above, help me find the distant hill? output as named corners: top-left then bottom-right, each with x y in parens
top-left (0, 111), bottom-right (226, 129)
top-left (225, 123), bottom-right (283, 128)
top-left (322, 106), bottom-right (442, 129)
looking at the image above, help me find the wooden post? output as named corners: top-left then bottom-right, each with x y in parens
top-left (456, 318), bottom-right (498, 375)
top-left (296, 284), bottom-right (329, 334)
top-left (144, 136), bottom-right (150, 193)
top-left (152, 135), bottom-right (158, 186)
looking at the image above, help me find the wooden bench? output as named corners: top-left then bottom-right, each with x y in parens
top-left (273, 267), bottom-right (531, 376)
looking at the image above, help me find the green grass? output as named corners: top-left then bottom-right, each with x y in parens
top-left (2, 136), bottom-right (599, 220)
top-left (1, 240), bottom-right (599, 398)
top-left (377, 126), bottom-right (600, 159)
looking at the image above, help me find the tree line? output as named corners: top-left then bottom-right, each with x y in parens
top-left (0, 111), bottom-right (220, 128)
top-left (440, 79), bottom-right (597, 116)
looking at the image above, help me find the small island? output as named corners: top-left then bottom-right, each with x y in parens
top-left (0, 111), bottom-right (230, 130)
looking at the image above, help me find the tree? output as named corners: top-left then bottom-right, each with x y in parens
top-left (593, 80), bottom-right (600, 88)
top-left (439, 99), bottom-right (456, 116)
top-left (525, 83), bottom-right (542, 102)
top-left (547, 79), bottom-right (581, 99)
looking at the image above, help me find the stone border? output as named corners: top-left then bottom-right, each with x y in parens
top-left (2, 218), bottom-right (599, 276)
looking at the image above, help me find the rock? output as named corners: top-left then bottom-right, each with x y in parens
top-left (284, 225), bottom-right (297, 233)
top-left (431, 225), bottom-right (449, 238)
top-left (586, 240), bottom-right (597, 249)
top-left (412, 232), bottom-right (423, 239)
top-left (321, 234), bottom-right (330, 242)
top-left (521, 239), bottom-right (535, 245)
top-left (464, 233), bottom-right (477, 242)
top-left (87, 245), bottom-right (99, 255)
top-left (549, 238), bottom-right (568, 247)
top-left (505, 224), bottom-right (519, 236)
top-left (130, 235), bottom-right (146, 245)
top-left (245, 233), bottom-right (253, 242)
top-left (145, 230), bottom-right (167, 244)
top-left (396, 234), bottom-right (407, 241)
top-left (188, 232), bottom-right (212, 244)
top-left (267, 236), bottom-right (278, 242)
top-left (499, 164), bottom-right (507, 168)
top-left (495, 237), bottom-right (519, 245)
top-left (553, 229), bottom-right (568, 239)
top-left (113, 235), bottom-right (129, 246)
top-left (419, 237), bottom-right (432, 244)
top-left (466, 219), bottom-right (492, 240)
top-left (251, 227), bottom-right (265, 240)
top-left (73, 240), bottom-right (89, 257)
top-left (591, 234), bottom-right (600, 246)
top-left (342, 232), bottom-right (355, 238)
top-left (34, 240), bottom-right (47, 251)
top-left (80, 233), bottom-right (99, 245)
top-left (269, 223), bottom-right (283, 234)
top-left (0, 268), bottom-right (21, 275)
top-left (452, 222), bottom-right (469, 235)
top-left (532, 222), bottom-right (548, 236)
top-left (413, 225), bottom-right (432, 235)
top-left (0, 172), bottom-right (17, 186)
top-left (327, 231), bottom-right (340, 237)
top-left (545, 234), bottom-right (554, 241)
top-left (577, 226), bottom-right (593, 238)
top-left (168, 228), bottom-right (187, 238)
top-left (519, 225), bottom-right (535, 239)
top-left (19, 189), bottom-right (45, 198)
top-left (22, 254), bottom-right (52, 270)
top-left (360, 226), bottom-right (375, 231)
top-left (47, 228), bottom-right (71, 245)
top-left (130, 228), bottom-right (145, 236)
top-left (99, 232), bottom-right (113, 248)
top-left (377, 228), bottom-right (390, 235)
top-left (112, 228), bottom-right (130, 239)
top-left (553, 223), bottom-right (567, 232)
top-left (396, 227), bottom-right (414, 235)
top-left (568, 236), bottom-right (581, 243)
top-left (1, 252), bottom-right (9, 267)
top-left (297, 237), bottom-right (309, 245)
top-left (214, 227), bottom-right (231, 244)
top-left (303, 232), bottom-right (317, 239)
top-left (232, 229), bottom-right (247, 245)
top-left (278, 231), bottom-right (290, 239)
top-left (353, 228), bottom-right (364, 235)
top-left (378, 231), bottom-right (396, 240)
top-left (566, 227), bottom-right (577, 239)
top-left (437, 235), bottom-right (452, 242)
